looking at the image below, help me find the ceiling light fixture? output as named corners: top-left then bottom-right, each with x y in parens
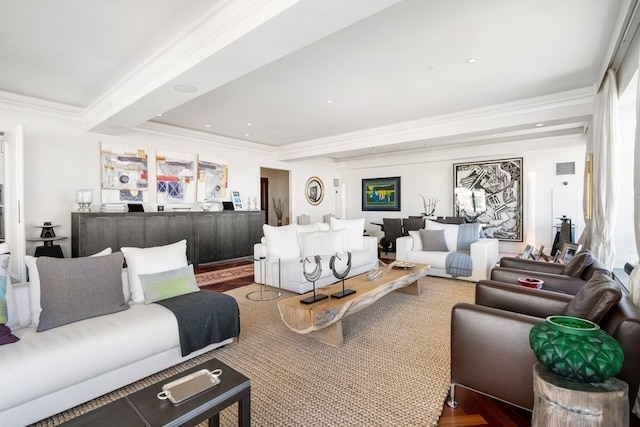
top-left (157, 113), bottom-right (162, 117)
top-left (326, 100), bottom-right (333, 104)
top-left (245, 133), bottom-right (250, 137)
top-left (247, 122), bottom-right (252, 126)
top-left (466, 58), bottom-right (478, 63)
top-left (173, 84), bottom-right (198, 93)
top-left (205, 124), bottom-right (211, 128)
top-left (535, 123), bottom-right (544, 127)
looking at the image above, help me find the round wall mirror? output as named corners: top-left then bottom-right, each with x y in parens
top-left (305, 176), bottom-right (324, 205)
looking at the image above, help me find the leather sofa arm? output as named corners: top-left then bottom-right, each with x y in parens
top-left (491, 267), bottom-right (585, 295)
top-left (451, 303), bottom-right (539, 410)
top-left (499, 257), bottom-right (565, 275)
top-left (475, 280), bottom-right (571, 318)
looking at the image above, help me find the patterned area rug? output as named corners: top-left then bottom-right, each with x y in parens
top-left (195, 264), bottom-right (254, 287)
top-left (32, 276), bottom-right (475, 427)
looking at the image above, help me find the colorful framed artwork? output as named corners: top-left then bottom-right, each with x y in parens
top-left (196, 154), bottom-right (228, 202)
top-left (361, 176), bottom-right (401, 211)
top-left (156, 150), bottom-right (196, 204)
top-left (100, 142), bottom-right (148, 204)
top-left (453, 157), bottom-right (523, 241)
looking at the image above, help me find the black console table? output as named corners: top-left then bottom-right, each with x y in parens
top-left (71, 211), bottom-right (265, 266)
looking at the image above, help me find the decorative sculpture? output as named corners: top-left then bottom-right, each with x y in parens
top-left (300, 255), bottom-right (328, 304)
top-left (330, 251), bottom-right (355, 298)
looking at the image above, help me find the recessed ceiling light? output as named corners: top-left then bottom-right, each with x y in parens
top-left (535, 123), bottom-right (544, 127)
top-left (326, 99), bottom-right (333, 104)
top-left (245, 133), bottom-right (250, 137)
top-left (157, 113), bottom-right (162, 117)
top-left (466, 58), bottom-right (478, 63)
top-left (205, 124), bottom-right (211, 128)
top-left (173, 84), bottom-right (198, 93)
top-left (246, 122), bottom-right (252, 126)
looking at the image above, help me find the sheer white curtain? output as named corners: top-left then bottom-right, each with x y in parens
top-left (630, 69), bottom-right (640, 305)
top-left (579, 69), bottom-right (620, 268)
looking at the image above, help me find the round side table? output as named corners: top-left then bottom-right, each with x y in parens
top-left (246, 257), bottom-right (281, 301)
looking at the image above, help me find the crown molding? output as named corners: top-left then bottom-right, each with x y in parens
top-left (0, 90), bottom-right (83, 120)
top-left (337, 128), bottom-right (586, 171)
top-left (276, 87), bottom-right (594, 162)
top-left (134, 121), bottom-right (276, 154)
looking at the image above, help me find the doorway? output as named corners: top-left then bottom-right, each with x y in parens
top-left (260, 167), bottom-right (290, 226)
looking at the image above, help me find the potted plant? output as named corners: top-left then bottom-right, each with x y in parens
top-left (272, 197), bottom-right (289, 226)
top-left (419, 194), bottom-right (438, 218)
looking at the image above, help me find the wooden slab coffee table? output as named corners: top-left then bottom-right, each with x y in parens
top-left (277, 263), bottom-right (429, 348)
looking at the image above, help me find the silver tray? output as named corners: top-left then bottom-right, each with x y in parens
top-left (157, 369), bottom-right (221, 404)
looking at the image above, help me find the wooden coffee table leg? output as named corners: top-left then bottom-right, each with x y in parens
top-left (395, 280), bottom-right (421, 296)
top-left (308, 320), bottom-right (344, 348)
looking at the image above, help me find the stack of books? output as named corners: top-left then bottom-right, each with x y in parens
top-left (100, 203), bottom-right (127, 213)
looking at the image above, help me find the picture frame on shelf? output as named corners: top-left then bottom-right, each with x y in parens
top-left (520, 244), bottom-right (534, 259)
top-left (361, 176), bottom-right (401, 211)
top-left (232, 190), bottom-right (243, 210)
top-left (559, 242), bottom-right (582, 263)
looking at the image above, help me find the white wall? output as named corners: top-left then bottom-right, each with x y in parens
top-left (339, 135), bottom-right (587, 255)
top-left (0, 106), bottom-right (341, 257)
top-left (2, 103), bottom-right (635, 266)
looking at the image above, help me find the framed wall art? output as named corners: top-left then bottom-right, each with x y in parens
top-left (361, 176), bottom-right (401, 211)
top-left (453, 158), bottom-right (523, 241)
top-left (305, 176), bottom-right (324, 205)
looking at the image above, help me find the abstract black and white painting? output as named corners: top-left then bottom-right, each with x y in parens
top-left (453, 158), bottom-right (523, 241)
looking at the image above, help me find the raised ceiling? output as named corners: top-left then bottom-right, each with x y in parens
top-left (0, 0), bottom-right (633, 161)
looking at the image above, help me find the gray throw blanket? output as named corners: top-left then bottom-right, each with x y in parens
top-left (445, 223), bottom-right (481, 277)
top-left (446, 250), bottom-right (473, 277)
top-left (156, 290), bottom-right (240, 356)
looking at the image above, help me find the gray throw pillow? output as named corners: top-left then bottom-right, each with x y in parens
top-left (562, 273), bottom-right (621, 323)
top-left (37, 252), bottom-right (129, 332)
top-left (419, 229), bottom-right (449, 252)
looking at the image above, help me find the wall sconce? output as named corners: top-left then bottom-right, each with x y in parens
top-left (76, 189), bottom-right (93, 212)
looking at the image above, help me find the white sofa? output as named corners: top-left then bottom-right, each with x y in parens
top-left (253, 218), bottom-right (378, 294)
top-left (396, 219), bottom-right (499, 282)
top-left (0, 244), bottom-right (236, 427)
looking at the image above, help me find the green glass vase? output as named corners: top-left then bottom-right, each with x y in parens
top-left (529, 315), bottom-right (623, 383)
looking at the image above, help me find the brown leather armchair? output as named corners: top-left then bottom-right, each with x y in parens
top-left (491, 253), bottom-right (610, 295)
top-left (449, 278), bottom-right (640, 419)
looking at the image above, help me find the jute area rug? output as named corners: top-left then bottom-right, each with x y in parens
top-left (34, 276), bottom-right (474, 427)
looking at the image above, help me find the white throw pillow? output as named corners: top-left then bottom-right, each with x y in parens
top-left (330, 217), bottom-right (365, 250)
top-left (25, 248), bottom-right (114, 327)
top-left (300, 230), bottom-right (347, 257)
top-left (424, 219), bottom-right (459, 251)
top-left (263, 224), bottom-right (300, 260)
top-left (122, 240), bottom-right (188, 304)
top-left (25, 255), bottom-right (42, 327)
top-left (408, 230), bottom-right (423, 251)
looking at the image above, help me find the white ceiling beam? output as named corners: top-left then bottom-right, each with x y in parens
top-left (83, 0), bottom-right (402, 135)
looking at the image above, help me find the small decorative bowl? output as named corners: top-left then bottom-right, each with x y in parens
top-left (518, 276), bottom-right (544, 289)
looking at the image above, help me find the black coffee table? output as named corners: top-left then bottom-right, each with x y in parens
top-left (61, 358), bottom-right (250, 427)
